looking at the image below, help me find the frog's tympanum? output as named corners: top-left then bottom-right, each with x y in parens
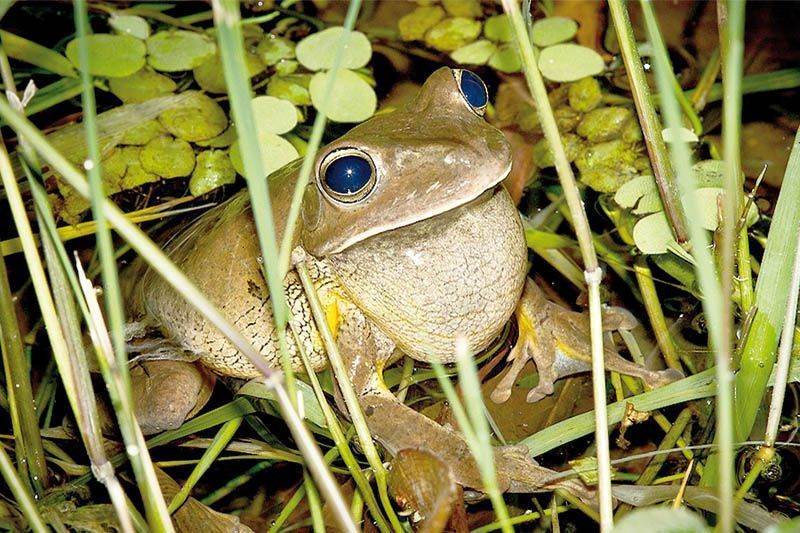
top-left (125, 68), bottom-right (682, 497)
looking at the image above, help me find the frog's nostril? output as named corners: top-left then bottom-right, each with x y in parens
top-left (457, 69), bottom-right (488, 114)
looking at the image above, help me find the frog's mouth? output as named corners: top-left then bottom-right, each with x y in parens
top-left (302, 156), bottom-right (513, 257)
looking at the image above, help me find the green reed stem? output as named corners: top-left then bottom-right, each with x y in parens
top-left (639, 2), bottom-right (732, 530)
top-left (607, 0), bottom-right (689, 246)
top-left (502, 1), bottom-right (613, 528)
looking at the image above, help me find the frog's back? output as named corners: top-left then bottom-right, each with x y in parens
top-left (126, 186), bottom-right (329, 378)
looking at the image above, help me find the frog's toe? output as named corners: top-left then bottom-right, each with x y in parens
top-left (526, 382), bottom-right (554, 404)
top-left (647, 367), bottom-right (684, 388)
top-left (602, 306), bottom-right (638, 331)
top-left (490, 338), bottom-right (533, 404)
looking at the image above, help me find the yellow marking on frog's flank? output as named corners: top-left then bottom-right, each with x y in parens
top-left (516, 307), bottom-right (538, 351)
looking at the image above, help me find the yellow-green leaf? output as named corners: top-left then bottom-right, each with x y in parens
top-left (66, 34), bottom-right (146, 78)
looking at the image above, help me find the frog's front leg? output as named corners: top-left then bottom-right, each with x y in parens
top-left (491, 279), bottom-right (684, 404)
top-left (335, 308), bottom-right (592, 500)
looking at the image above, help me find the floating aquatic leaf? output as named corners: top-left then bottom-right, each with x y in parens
top-left (488, 44), bottom-right (521, 73)
top-left (425, 17), bottom-right (482, 52)
top-left (110, 14), bottom-right (150, 40)
top-left (257, 34), bottom-right (295, 66)
top-left (189, 150), bottom-right (236, 196)
top-left (614, 174), bottom-right (663, 214)
top-left (568, 77), bottom-right (602, 112)
top-left (193, 50), bottom-right (263, 94)
top-left (576, 106), bottom-right (633, 142)
top-left (196, 127), bottom-right (237, 148)
top-left (533, 133), bottom-right (582, 167)
top-left (140, 136), bottom-right (196, 178)
top-left (296, 27), bottom-right (371, 71)
top-left (252, 96), bottom-right (298, 135)
top-left (120, 119), bottom-right (167, 145)
top-left (612, 506), bottom-right (710, 533)
top-left (122, 161), bottom-right (160, 190)
top-left (442, 0), bottom-right (482, 18)
top-left (662, 126), bottom-right (699, 143)
top-left (109, 67), bottom-right (177, 103)
top-left (576, 138), bottom-right (638, 192)
top-left (309, 69), bottom-right (377, 123)
top-left (632, 211), bottom-right (674, 255)
top-left (0, 30), bottom-right (76, 77)
top-left (147, 30), bottom-right (216, 72)
top-left (275, 59), bottom-right (298, 76)
top-left (102, 146), bottom-right (139, 184)
top-left (66, 34), bottom-right (146, 78)
top-left (230, 133), bottom-right (299, 180)
top-left (538, 43), bottom-right (605, 82)
top-left (267, 75), bottom-right (312, 106)
top-left (158, 92), bottom-right (228, 142)
top-left (451, 39), bottom-right (496, 65)
top-left (484, 14), bottom-right (513, 43)
top-left (398, 6), bottom-right (446, 41)
top-left (531, 16), bottom-right (579, 47)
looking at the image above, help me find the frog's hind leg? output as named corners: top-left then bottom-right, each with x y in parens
top-left (335, 308), bottom-right (592, 500)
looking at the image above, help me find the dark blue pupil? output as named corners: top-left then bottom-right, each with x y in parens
top-left (460, 70), bottom-right (487, 109)
top-left (324, 155), bottom-right (372, 196)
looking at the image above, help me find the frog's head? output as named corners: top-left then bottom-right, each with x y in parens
top-left (300, 67), bottom-right (512, 256)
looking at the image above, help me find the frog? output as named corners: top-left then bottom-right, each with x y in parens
top-left (124, 67), bottom-right (682, 497)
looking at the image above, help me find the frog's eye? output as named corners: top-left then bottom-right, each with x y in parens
top-left (455, 69), bottom-right (488, 115)
top-left (319, 149), bottom-right (376, 204)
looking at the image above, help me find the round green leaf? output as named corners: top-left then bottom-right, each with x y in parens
top-left (189, 150), bottom-right (236, 196)
top-left (531, 17), bottom-right (579, 47)
top-left (252, 96), bottom-right (298, 135)
top-left (120, 119), bottom-right (167, 145)
top-left (296, 27), bottom-right (371, 71)
top-left (613, 174), bottom-right (663, 214)
top-left (398, 6), bottom-right (446, 41)
top-left (229, 134), bottom-right (299, 179)
top-left (442, 0), bottom-right (482, 18)
top-left (488, 44), bottom-right (521, 73)
top-left (110, 14), bottom-right (150, 40)
top-left (309, 69), bottom-right (376, 123)
top-left (193, 50), bottom-right (263, 94)
top-left (257, 34), bottom-right (295, 66)
top-left (109, 67), bottom-right (177, 103)
top-left (451, 39), bottom-right (496, 65)
top-left (158, 92), bottom-right (228, 142)
top-left (66, 34), bottom-right (146, 78)
top-left (140, 136), bottom-right (196, 178)
top-left (424, 17), bottom-right (482, 52)
top-left (632, 211), bottom-right (675, 255)
top-left (484, 14), bottom-right (513, 43)
top-left (195, 127), bottom-right (237, 148)
top-left (267, 75), bottom-right (312, 106)
top-left (538, 43), bottom-right (605, 82)
top-left (147, 30), bottom-right (216, 72)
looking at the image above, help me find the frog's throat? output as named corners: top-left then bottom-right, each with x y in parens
top-left (312, 159), bottom-right (513, 257)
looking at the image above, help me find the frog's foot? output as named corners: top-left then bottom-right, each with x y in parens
top-left (490, 279), bottom-right (560, 404)
top-left (491, 279), bottom-right (684, 404)
top-left (359, 390), bottom-right (593, 502)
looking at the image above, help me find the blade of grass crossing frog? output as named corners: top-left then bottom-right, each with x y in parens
top-left (294, 260), bottom-right (403, 532)
top-left (278, 0), bottom-right (364, 276)
top-left (210, 3), bottom-right (355, 529)
top-left (0, 84), bottom-right (348, 533)
top-left (292, 323), bottom-right (394, 533)
top-left (74, 0), bottom-right (129, 381)
top-left (502, 1), bottom-right (613, 528)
